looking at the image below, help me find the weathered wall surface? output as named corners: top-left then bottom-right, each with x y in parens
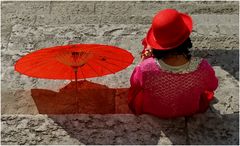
top-left (1, 1), bottom-right (239, 145)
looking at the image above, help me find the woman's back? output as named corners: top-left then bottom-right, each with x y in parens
top-left (129, 57), bottom-right (218, 118)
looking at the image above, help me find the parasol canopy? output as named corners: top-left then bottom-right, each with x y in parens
top-left (15, 44), bottom-right (134, 80)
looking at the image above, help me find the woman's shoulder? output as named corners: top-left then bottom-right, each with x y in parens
top-left (139, 57), bottom-right (155, 67)
top-left (141, 57), bottom-right (156, 64)
top-left (138, 57), bottom-right (157, 71)
top-left (198, 58), bottom-right (214, 69)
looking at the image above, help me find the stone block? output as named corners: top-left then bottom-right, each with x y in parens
top-left (187, 113), bottom-right (239, 145)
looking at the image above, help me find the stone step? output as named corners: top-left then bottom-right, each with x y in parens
top-left (1, 113), bottom-right (238, 145)
top-left (1, 24), bottom-right (238, 56)
top-left (1, 1), bottom-right (238, 26)
top-left (2, 1), bottom-right (238, 16)
top-left (187, 113), bottom-right (239, 145)
top-left (2, 12), bottom-right (239, 26)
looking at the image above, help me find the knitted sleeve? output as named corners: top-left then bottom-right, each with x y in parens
top-left (199, 60), bottom-right (219, 113)
top-left (204, 60), bottom-right (219, 92)
top-left (128, 66), bottom-right (144, 114)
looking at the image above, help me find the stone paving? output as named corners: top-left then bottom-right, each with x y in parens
top-left (1, 1), bottom-right (239, 145)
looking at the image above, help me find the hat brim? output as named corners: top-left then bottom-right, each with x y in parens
top-left (146, 13), bottom-right (193, 50)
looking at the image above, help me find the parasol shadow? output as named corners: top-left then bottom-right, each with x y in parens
top-left (31, 80), bottom-right (132, 114)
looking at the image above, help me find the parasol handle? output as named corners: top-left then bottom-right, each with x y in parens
top-left (73, 67), bottom-right (78, 91)
top-left (73, 67), bottom-right (78, 113)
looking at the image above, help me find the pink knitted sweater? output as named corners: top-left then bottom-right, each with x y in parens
top-left (128, 57), bottom-right (218, 118)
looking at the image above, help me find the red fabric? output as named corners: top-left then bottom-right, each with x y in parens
top-left (146, 9), bottom-right (193, 50)
top-left (128, 67), bottom-right (144, 115)
top-left (198, 90), bottom-right (214, 113)
top-left (128, 58), bottom-right (218, 118)
top-left (15, 44), bottom-right (134, 80)
top-left (141, 38), bottom-right (147, 54)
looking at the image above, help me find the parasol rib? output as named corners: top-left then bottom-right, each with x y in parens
top-left (16, 53), bottom-right (56, 63)
top-left (79, 66), bottom-right (86, 80)
top-left (94, 59), bottom-right (127, 71)
top-left (19, 60), bottom-right (61, 78)
top-left (92, 60), bottom-right (116, 74)
top-left (86, 63), bottom-right (101, 77)
top-left (91, 52), bottom-right (133, 64)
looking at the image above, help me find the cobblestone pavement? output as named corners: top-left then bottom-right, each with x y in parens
top-left (1, 1), bottom-right (239, 145)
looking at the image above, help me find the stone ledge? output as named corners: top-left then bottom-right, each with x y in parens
top-left (187, 113), bottom-right (239, 145)
top-left (2, 13), bottom-right (239, 26)
top-left (1, 113), bottom-right (238, 145)
top-left (1, 24), bottom-right (238, 53)
top-left (1, 114), bottom-right (186, 145)
top-left (2, 1), bottom-right (238, 16)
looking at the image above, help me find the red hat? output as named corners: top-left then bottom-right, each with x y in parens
top-left (146, 9), bottom-right (193, 50)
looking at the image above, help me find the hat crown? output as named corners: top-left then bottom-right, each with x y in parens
top-left (152, 9), bottom-right (180, 28)
top-left (150, 9), bottom-right (190, 49)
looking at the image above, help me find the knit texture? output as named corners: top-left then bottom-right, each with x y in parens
top-left (128, 57), bottom-right (218, 118)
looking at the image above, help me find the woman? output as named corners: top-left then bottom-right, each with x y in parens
top-left (128, 9), bottom-right (218, 118)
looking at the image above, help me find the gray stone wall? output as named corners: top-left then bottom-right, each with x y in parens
top-left (1, 1), bottom-right (239, 145)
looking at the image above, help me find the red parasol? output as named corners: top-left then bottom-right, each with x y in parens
top-left (15, 44), bottom-right (133, 79)
top-left (15, 44), bottom-right (134, 111)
